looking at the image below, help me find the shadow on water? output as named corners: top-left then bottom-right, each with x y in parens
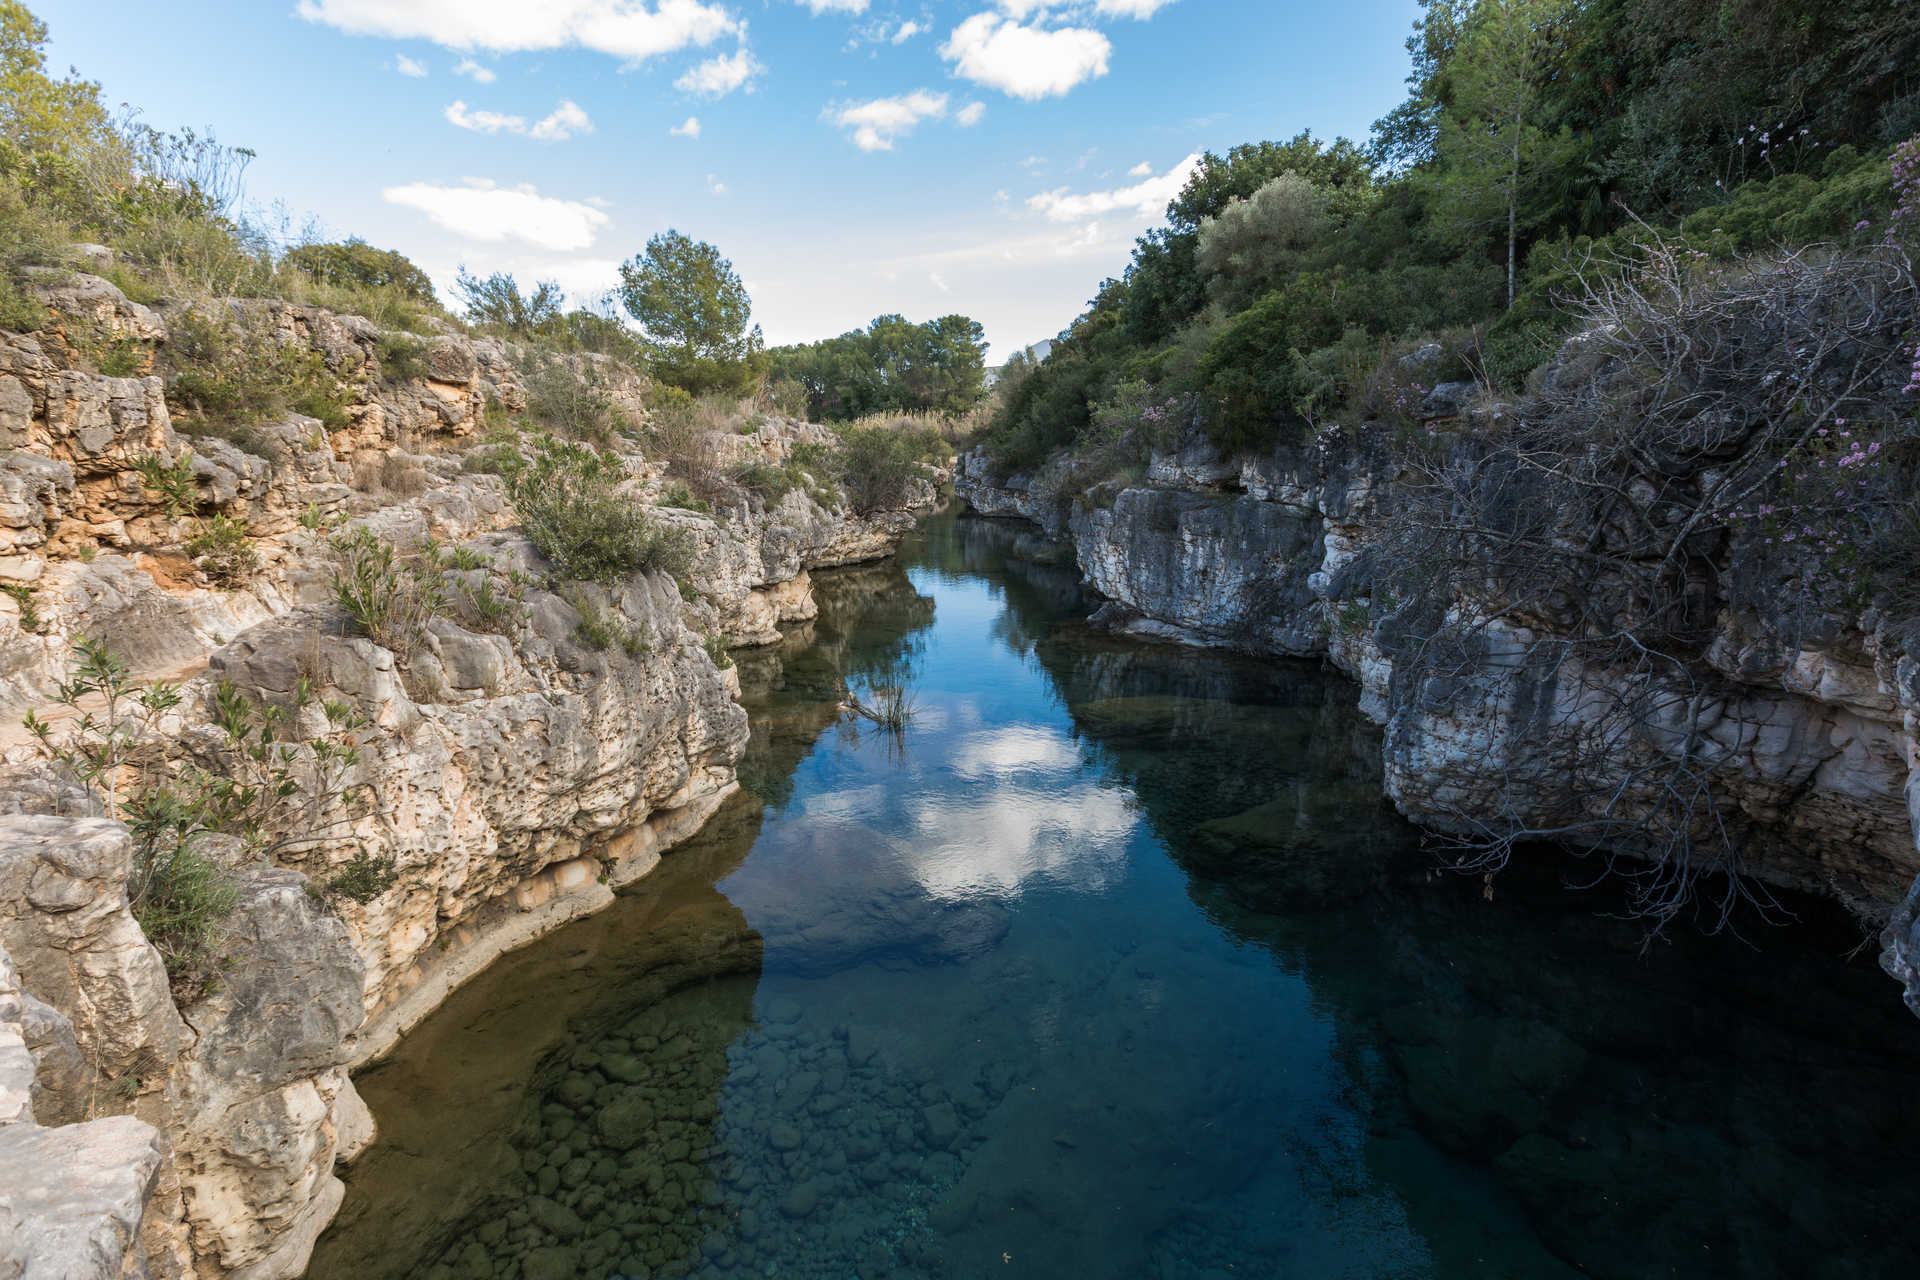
top-left (315, 509), bottom-right (1920, 1280)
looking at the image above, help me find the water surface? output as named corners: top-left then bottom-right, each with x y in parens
top-left (313, 509), bottom-right (1920, 1280)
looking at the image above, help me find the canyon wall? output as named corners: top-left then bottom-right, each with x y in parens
top-left (955, 430), bottom-right (1920, 1018)
top-left (0, 271), bottom-right (928, 1277)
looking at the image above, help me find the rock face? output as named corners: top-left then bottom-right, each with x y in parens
top-left (0, 275), bottom-right (936, 1275)
top-left (957, 436), bottom-right (1920, 1006)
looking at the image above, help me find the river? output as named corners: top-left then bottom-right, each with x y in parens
top-left (310, 507), bottom-right (1920, 1280)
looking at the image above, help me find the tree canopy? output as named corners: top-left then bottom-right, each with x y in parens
top-left (768, 313), bottom-right (989, 421)
top-left (618, 230), bottom-right (761, 396)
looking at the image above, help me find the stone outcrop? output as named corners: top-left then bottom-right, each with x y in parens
top-left (957, 434), bottom-right (1920, 1008)
top-left (0, 271), bottom-right (937, 1275)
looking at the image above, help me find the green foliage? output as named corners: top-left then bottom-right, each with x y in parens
top-left (165, 305), bottom-right (350, 434)
top-left (2, 580), bottom-right (37, 630)
top-left (659, 480), bottom-right (711, 513)
top-left (700, 630), bottom-right (734, 670)
top-left (834, 423), bottom-right (940, 515)
top-left (185, 514), bottom-right (258, 587)
top-left (456, 268), bottom-right (562, 337)
top-left (452, 570), bottom-right (526, 639)
top-left (24, 639), bottom-right (368, 993)
top-left (282, 239), bottom-right (434, 301)
top-left (132, 451), bottom-right (199, 518)
top-left (320, 850), bottom-right (399, 904)
top-left (500, 434), bottom-right (693, 585)
top-left (767, 313), bottom-right (990, 421)
top-left (1195, 172), bottom-right (1329, 311)
top-left (569, 591), bottom-right (653, 658)
top-left (374, 332), bottom-right (429, 383)
top-left (328, 527), bottom-right (447, 660)
top-left (523, 351), bottom-right (627, 445)
top-left (618, 230), bottom-right (762, 396)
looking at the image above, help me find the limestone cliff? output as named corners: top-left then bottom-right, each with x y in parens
top-left (0, 270), bottom-right (933, 1278)
top-left (956, 428), bottom-right (1920, 1015)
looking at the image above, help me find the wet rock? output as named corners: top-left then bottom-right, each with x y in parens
top-left (596, 1095), bottom-right (657, 1151)
top-left (520, 1245), bottom-right (580, 1280)
top-left (777, 1181), bottom-right (820, 1219)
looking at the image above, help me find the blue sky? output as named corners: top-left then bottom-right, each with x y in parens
top-left (35, 0), bottom-right (1420, 359)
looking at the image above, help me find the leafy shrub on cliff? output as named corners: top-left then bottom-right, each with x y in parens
top-left (24, 640), bottom-right (370, 994)
top-left (501, 434), bottom-right (693, 585)
top-left (185, 514), bottom-right (259, 587)
top-left (833, 423), bottom-right (941, 515)
top-left (328, 527), bottom-right (447, 661)
top-left (523, 351), bottom-right (627, 447)
top-left (165, 304), bottom-right (352, 433)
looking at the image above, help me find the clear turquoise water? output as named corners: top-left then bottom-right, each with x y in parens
top-left (313, 509), bottom-right (1920, 1280)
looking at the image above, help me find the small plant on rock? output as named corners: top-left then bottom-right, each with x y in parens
top-left (132, 451), bottom-right (200, 519)
top-left (3, 582), bottom-right (40, 632)
top-left (185, 514), bottom-right (259, 587)
top-left (328, 527), bottom-right (447, 661)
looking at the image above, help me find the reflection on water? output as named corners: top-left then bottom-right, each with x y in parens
top-left (316, 509), bottom-right (1920, 1280)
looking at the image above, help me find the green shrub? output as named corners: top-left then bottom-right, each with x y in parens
top-left (3, 582), bottom-right (39, 631)
top-left (701, 630), bottom-right (734, 669)
top-left (834, 424), bottom-right (937, 515)
top-left (165, 305), bottom-right (352, 433)
top-left (329, 527), bottom-right (447, 660)
top-left (185, 514), bottom-right (259, 587)
top-left (524, 352), bottom-right (625, 445)
top-left (453, 572), bottom-right (526, 638)
top-left (374, 333), bottom-right (430, 383)
top-left (659, 480), bottom-right (711, 513)
top-left (569, 591), bottom-right (653, 657)
top-left (502, 434), bottom-right (693, 585)
top-left (132, 451), bottom-right (200, 518)
top-left (321, 850), bottom-right (400, 904)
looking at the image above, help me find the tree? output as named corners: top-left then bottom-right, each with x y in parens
top-left (765, 313), bottom-right (987, 420)
top-left (0, 1), bottom-right (109, 158)
top-left (456, 268), bottom-right (563, 337)
top-left (1421, 0), bottom-right (1577, 307)
top-left (1195, 172), bottom-right (1330, 310)
top-left (618, 231), bottom-right (761, 396)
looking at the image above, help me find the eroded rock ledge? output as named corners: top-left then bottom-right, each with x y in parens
top-left (0, 275), bottom-right (933, 1278)
top-left (954, 437), bottom-right (1920, 1018)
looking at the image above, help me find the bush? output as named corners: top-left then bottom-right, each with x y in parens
top-left (132, 451), bottom-right (200, 518)
top-left (524, 351), bottom-right (626, 445)
top-left (569, 590), bottom-right (653, 657)
top-left (185, 514), bottom-right (259, 586)
top-left (282, 240), bottom-right (435, 301)
top-left (502, 434), bottom-right (693, 585)
top-left (350, 451), bottom-right (429, 499)
top-left (329, 527), bottom-right (447, 660)
top-left (834, 424), bottom-right (940, 515)
top-left (321, 850), bottom-right (400, 904)
top-left (374, 333), bottom-right (430, 383)
top-left (165, 304), bottom-right (352, 433)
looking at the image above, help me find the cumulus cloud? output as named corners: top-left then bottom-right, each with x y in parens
top-left (956, 101), bottom-right (986, 127)
top-left (939, 13), bottom-right (1109, 100)
top-left (797, 0), bottom-right (867, 10)
top-left (930, 272), bottom-right (950, 293)
top-left (297, 0), bottom-right (740, 64)
top-left (453, 57), bottom-right (497, 82)
top-left (394, 54), bottom-right (428, 76)
top-left (671, 115), bottom-right (702, 137)
top-left (383, 179), bottom-right (610, 250)
top-left (530, 100), bottom-right (593, 140)
top-left (1027, 151), bottom-right (1201, 222)
top-left (1128, 160), bottom-right (1152, 177)
top-left (673, 47), bottom-right (761, 97)
top-left (444, 100), bottom-right (594, 141)
top-left (707, 173), bottom-right (729, 195)
top-left (892, 20), bottom-right (923, 42)
top-left (828, 89), bottom-right (949, 151)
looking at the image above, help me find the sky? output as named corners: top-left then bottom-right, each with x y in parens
top-left (34, 0), bottom-right (1421, 360)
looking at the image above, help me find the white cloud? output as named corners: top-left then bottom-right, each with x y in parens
top-left (956, 100), bottom-right (986, 127)
top-left (930, 271), bottom-right (950, 293)
top-left (828, 89), bottom-right (948, 151)
top-left (383, 179), bottom-right (610, 250)
top-left (297, 0), bottom-right (740, 64)
top-left (891, 19), bottom-right (923, 42)
top-left (797, 0), bottom-right (867, 10)
top-left (707, 173), bottom-right (729, 195)
top-left (1093, 0), bottom-right (1178, 15)
top-left (673, 47), bottom-right (761, 97)
top-left (1128, 160), bottom-right (1152, 177)
top-left (445, 99), bottom-right (593, 140)
top-left (444, 100), bottom-right (525, 134)
top-left (394, 54), bottom-right (428, 77)
top-left (1027, 151), bottom-right (1201, 222)
top-left (940, 14), bottom-right (1109, 100)
top-left (453, 57), bottom-right (497, 82)
top-left (530, 100), bottom-right (593, 140)
top-left (671, 115), bottom-right (702, 137)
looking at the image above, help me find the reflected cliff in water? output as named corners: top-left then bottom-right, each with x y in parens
top-left (315, 509), bottom-right (1920, 1280)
